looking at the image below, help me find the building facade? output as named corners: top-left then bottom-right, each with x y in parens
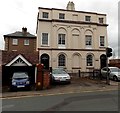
top-left (2, 28), bottom-right (39, 86)
top-left (36, 2), bottom-right (108, 73)
top-left (4, 27), bottom-right (36, 52)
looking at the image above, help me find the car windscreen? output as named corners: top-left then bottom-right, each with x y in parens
top-left (110, 68), bottom-right (120, 72)
top-left (12, 72), bottom-right (28, 79)
top-left (52, 70), bottom-right (67, 74)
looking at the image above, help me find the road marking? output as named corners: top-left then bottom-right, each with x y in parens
top-left (1, 104), bottom-right (14, 110)
top-left (1, 89), bottom-right (117, 100)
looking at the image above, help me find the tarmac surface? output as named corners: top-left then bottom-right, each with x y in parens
top-left (1, 77), bottom-right (119, 99)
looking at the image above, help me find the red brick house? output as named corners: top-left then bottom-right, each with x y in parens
top-left (2, 28), bottom-right (39, 86)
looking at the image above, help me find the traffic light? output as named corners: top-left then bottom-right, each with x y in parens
top-left (106, 47), bottom-right (112, 57)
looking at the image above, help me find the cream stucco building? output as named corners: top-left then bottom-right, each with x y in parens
top-left (36, 2), bottom-right (108, 73)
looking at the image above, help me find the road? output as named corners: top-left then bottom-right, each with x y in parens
top-left (2, 90), bottom-right (118, 112)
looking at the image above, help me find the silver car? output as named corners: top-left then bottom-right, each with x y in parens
top-left (101, 67), bottom-right (120, 81)
top-left (51, 68), bottom-right (71, 84)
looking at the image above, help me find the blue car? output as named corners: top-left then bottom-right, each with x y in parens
top-left (10, 72), bottom-right (30, 91)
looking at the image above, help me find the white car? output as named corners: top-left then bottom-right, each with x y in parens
top-left (51, 68), bottom-right (71, 84)
top-left (101, 67), bottom-right (120, 81)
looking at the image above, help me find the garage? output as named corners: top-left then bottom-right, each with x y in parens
top-left (2, 53), bottom-right (37, 87)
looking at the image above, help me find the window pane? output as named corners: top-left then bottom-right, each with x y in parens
top-left (58, 34), bottom-right (65, 45)
top-left (99, 18), bottom-right (104, 23)
top-left (24, 39), bottom-right (29, 45)
top-left (86, 35), bottom-right (92, 46)
top-left (58, 54), bottom-right (65, 66)
top-left (87, 55), bottom-right (93, 66)
top-left (12, 39), bottom-right (18, 45)
top-left (42, 33), bottom-right (48, 45)
top-left (42, 12), bottom-right (48, 18)
top-left (59, 13), bottom-right (65, 19)
top-left (85, 16), bottom-right (91, 21)
top-left (100, 36), bottom-right (105, 46)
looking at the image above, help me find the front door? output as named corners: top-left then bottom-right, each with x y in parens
top-left (41, 54), bottom-right (49, 70)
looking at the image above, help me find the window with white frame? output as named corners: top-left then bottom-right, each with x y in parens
top-left (58, 54), bottom-right (65, 66)
top-left (58, 34), bottom-right (65, 45)
top-left (85, 16), bottom-right (91, 22)
top-left (100, 36), bottom-right (105, 47)
top-left (86, 55), bottom-right (93, 66)
top-left (12, 39), bottom-right (18, 45)
top-left (42, 33), bottom-right (48, 45)
top-left (24, 39), bottom-right (29, 45)
top-left (85, 35), bottom-right (92, 46)
top-left (42, 12), bottom-right (49, 18)
top-left (59, 13), bottom-right (65, 19)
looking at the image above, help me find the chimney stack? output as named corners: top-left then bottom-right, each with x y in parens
top-left (66, 1), bottom-right (75, 11)
top-left (22, 27), bottom-right (27, 34)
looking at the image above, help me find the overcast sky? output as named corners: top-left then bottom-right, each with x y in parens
top-left (0, 0), bottom-right (119, 57)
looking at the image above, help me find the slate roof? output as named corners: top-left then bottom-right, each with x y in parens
top-left (4, 31), bottom-right (36, 38)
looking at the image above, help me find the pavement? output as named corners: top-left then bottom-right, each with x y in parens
top-left (1, 77), bottom-right (119, 99)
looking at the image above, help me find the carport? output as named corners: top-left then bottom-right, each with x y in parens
top-left (2, 54), bottom-right (35, 86)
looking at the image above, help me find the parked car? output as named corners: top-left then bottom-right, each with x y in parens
top-left (101, 67), bottom-right (120, 81)
top-left (51, 68), bottom-right (71, 84)
top-left (10, 72), bottom-right (30, 91)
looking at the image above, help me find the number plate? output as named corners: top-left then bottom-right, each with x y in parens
top-left (17, 85), bottom-right (25, 88)
top-left (60, 78), bottom-right (66, 81)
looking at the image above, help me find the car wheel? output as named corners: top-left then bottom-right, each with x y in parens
top-left (113, 76), bottom-right (118, 81)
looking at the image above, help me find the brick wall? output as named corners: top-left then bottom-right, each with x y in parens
top-left (109, 59), bottom-right (120, 68)
top-left (43, 70), bottom-right (51, 89)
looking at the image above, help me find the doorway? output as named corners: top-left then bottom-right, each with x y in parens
top-left (100, 54), bottom-right (107, 69)
top-left (41, 54), bottom-right (49, 70)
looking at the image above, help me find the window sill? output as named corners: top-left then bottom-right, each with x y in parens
top-left (41, 45), bottom-right (49, 47)
top-left (99, 46), bottom-right (106, 48)
top-left (86, 66), bottom-right (94, 69)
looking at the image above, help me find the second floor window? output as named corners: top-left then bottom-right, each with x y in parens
top-left (100, 36), bottom-right (105, 47)
top-left (85, 16), bottom-right (91, 22)
top-left (85, 35), bottom-right (92, 46)
top-left (42, 12), bottom-right (49, 18)
top-left (12, 39), bottom-right (18, 45)
top-left (58, 34), bottom-right (65, 45)
top-left (99, 18), bottom-right (104, 23)
top-left (42, 33), bottom-right (48, 45)
top-left (24, 39), bottom-right (29, 45)
top-left (59, 13), bottom-right (65, 19)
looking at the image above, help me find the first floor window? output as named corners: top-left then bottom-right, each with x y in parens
top-left (100, 36), bottom-right (105, 47)
top-left (58, 34), bottom-right (65, 45)
top-left (12, 39), bottom-right (18, 45)
top-left (58, 54), bottom-right (65, 66)
top-left (85, 35), bottom-right (92, 46)
top-left (87, 55), bottom-right (93, 66)
top-left (24, 39), bottom-right (29, 45)
top-left (42, 33), bottom-right (48, 45)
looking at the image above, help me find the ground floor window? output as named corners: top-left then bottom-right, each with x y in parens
top-left (58, 54), bottom-right (65, 66)
top-left (86, 54), bottom-right (93, 66)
